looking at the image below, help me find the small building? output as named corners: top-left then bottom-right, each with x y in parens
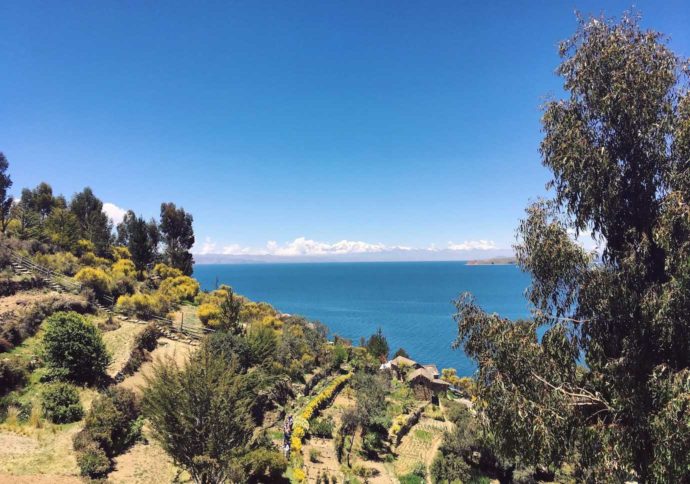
top-left (406, 367), bottom-right (451, 400)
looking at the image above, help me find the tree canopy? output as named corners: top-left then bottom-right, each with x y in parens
top-left (0, 152), bottom-right (13, 233)
top-left (70, 187), bottom-right (113, 256)
top-left (159, 202), bottom-right (194, 275)
top-left (454, 13), bottom-right (690, 482)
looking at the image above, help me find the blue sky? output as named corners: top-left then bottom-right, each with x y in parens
top-left (1, 1), bottom-right (688, 259)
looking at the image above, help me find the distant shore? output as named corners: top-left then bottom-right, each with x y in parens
top-left (465, 257), bottom-right (516, 266)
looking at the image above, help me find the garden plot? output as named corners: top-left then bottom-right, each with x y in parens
top-left (393, 417), bottom-right (449, 477)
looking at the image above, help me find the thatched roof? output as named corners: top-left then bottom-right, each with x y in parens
top-left (407, 367), bottom-right (451, 389)
top-left (407, 367), bottom-right (434, 382)
top-left (390, 355), bottom-right (418, 368)
top-left (423, 364), bottom-right (439, 377)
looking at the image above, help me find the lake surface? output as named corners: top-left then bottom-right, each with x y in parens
top-left (193, 262), bottom-right (532, 376)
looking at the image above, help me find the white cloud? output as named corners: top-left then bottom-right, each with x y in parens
top-left (447, 240), bottom-right (497, 251)
top-left (102, 202), bottom-right (127, 225)
top-left (199, 237), bottom-right (218, 255)
top-left (195, 236), bottom-right (502, 256)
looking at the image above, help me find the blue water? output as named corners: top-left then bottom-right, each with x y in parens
top-left (193, 262), bottom-right (531, 376)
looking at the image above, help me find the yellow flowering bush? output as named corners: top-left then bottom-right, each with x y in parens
top-left (111, 246), bottom-right (131, 260)
top-left (75, 267), bottom-right (111, 295)
top-left (292, 373), bottom-right (352, 451)
top-left (79, 252), bottom-right (110, 268)
top-left (293, 468), bottom-right (306, 482)
top-left (158, 276), bottom-right (199, 303)
top-left (111, 258), bottom-right (136, 279)
top-left (34, 252), bottom-right (80, 276)
top-left (152, 262), bottom-right (183, 280)
top-left (116, 293), bottom-right (167, 319)
top-left (198, 303), bottom-right (222, 327)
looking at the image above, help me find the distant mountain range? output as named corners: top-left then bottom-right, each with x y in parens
top-left (194, 248), bottom-right (514, 264)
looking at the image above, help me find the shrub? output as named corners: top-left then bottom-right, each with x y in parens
top-left (158, 275), bottom-right (199, 303)
top-left (0, 294), bottom-right (92, 350)
top-left (309, 448), bottom-right (321, 462)
top-left (310, 416), bottom-right (334, 438)
top-left (239, 447), bottom-right (288, 480)
top-left (198, 303), bottom-right (222, 327)
top-left (79, 252), bottom-right (110, 268)
top-left (74, 239), bottom-right (96, 256)
top-left (116, 293), bottom-right (167, 319)
top-left (75, 267), bottom-right (111, 297)
top-left (42, 382), bottom-right (84, 423)
top-left (293, 468), bottom-right (306, 483)
top-left (84, 387), bottom-right (141, 456)
top-left (142, 346), bottom-right (257, 484)
top-left (122, 323), bottom-right (161, 375)
top-left (135, 323), bottom-right (161, 352)
top-left (240, 301), bottom-right (277, 323)
top-left (76, 439), bottom-right (111, 478)
top-left (34, 252), bottom-right (80, 276)
top-left (152, 262), bottom-right (182, 280)
top-left (111, 258), bottom-right (136, 279)
top-left (0, 358), bottom-right (28, 396)
top-left (42, 311), bottom-right (110, 384)
top-left (353, 464), bottom-right (379, 478)
top-left (111, 246), bottom-right (131, 261)
top-left (291, 374), bottom-right (352, 453)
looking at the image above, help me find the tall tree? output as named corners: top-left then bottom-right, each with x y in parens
top-left (365, 327), bottom-right (389, 362)
top-left (44, 207), bottom-right (80, 251)
top-left (21, 182), bottom-right (56, 220)
top-left (117, 211), bottom-right (157, 273)
top-left (70, 187), bottom-right (113, 256)
top-left (0, 153), bottom-right (13, 233)
top-left (159, 202), bottom-right (194, 275)
top-left (454, 13), bottom-right (690, 482)
top-left (143, 346), bottom-right (285, 483)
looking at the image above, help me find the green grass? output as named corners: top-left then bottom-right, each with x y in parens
top-left (398, 473), bottom-right (424, 484)
top-left (413, 429), bottom-right (433, 442)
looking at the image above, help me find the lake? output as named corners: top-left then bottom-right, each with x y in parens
top-left (193, 261), bottom-right (532, 376)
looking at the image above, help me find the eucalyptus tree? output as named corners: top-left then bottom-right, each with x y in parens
top-left (159, 202), bottom-right (194, 275)
top-left (70, 187), bottom-right (113, 256)
top-left (0, 153), bottom-right (12, 233)
top-left (454, 13), bottom-right (690, 482)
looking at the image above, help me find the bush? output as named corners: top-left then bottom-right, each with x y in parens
top-left (42, 311), bottom-right (110, 384)
top-left (122, 323), bottom-right (161, 375)
top-left (0, 358), bottom-right (28, 396)
top-left (152, 262), bottom-right (182, 280)
top-left (116, 293), bottom-right (167, 319)
top-left (75, 267), bottom-right (111, 297)
top-left (310, 416), bottom-right (334, 438)
top-left (111, 258), bottom-right (136, 279)
top-left (76, 439), bottom-right (111, 478)
top-left (84, 387), bottom-right (141, 456)
top-left (353, 464), bottom-right (379, 478)
top-left (239, 447), bottom-right (288, 481)
top-left (42, 382), bottom-right (84, 423)
top-left (111, 246), bottom-right (131, 261)
top-left (79, 252), bottom-right (110, 268)
top-left (158, 275), bottom-right (199, 303)
top-left (34, 252), bottom-right (80, 276)
top-left (198, 303), bottom-right (222, 327)
top-left (291, 374), bottom-right (352, 453)
top-left (0, 294), bottom-right (92, 351)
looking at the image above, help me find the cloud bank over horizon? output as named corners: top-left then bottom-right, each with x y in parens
top-left (194, 236), bottom-right (505, 262)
